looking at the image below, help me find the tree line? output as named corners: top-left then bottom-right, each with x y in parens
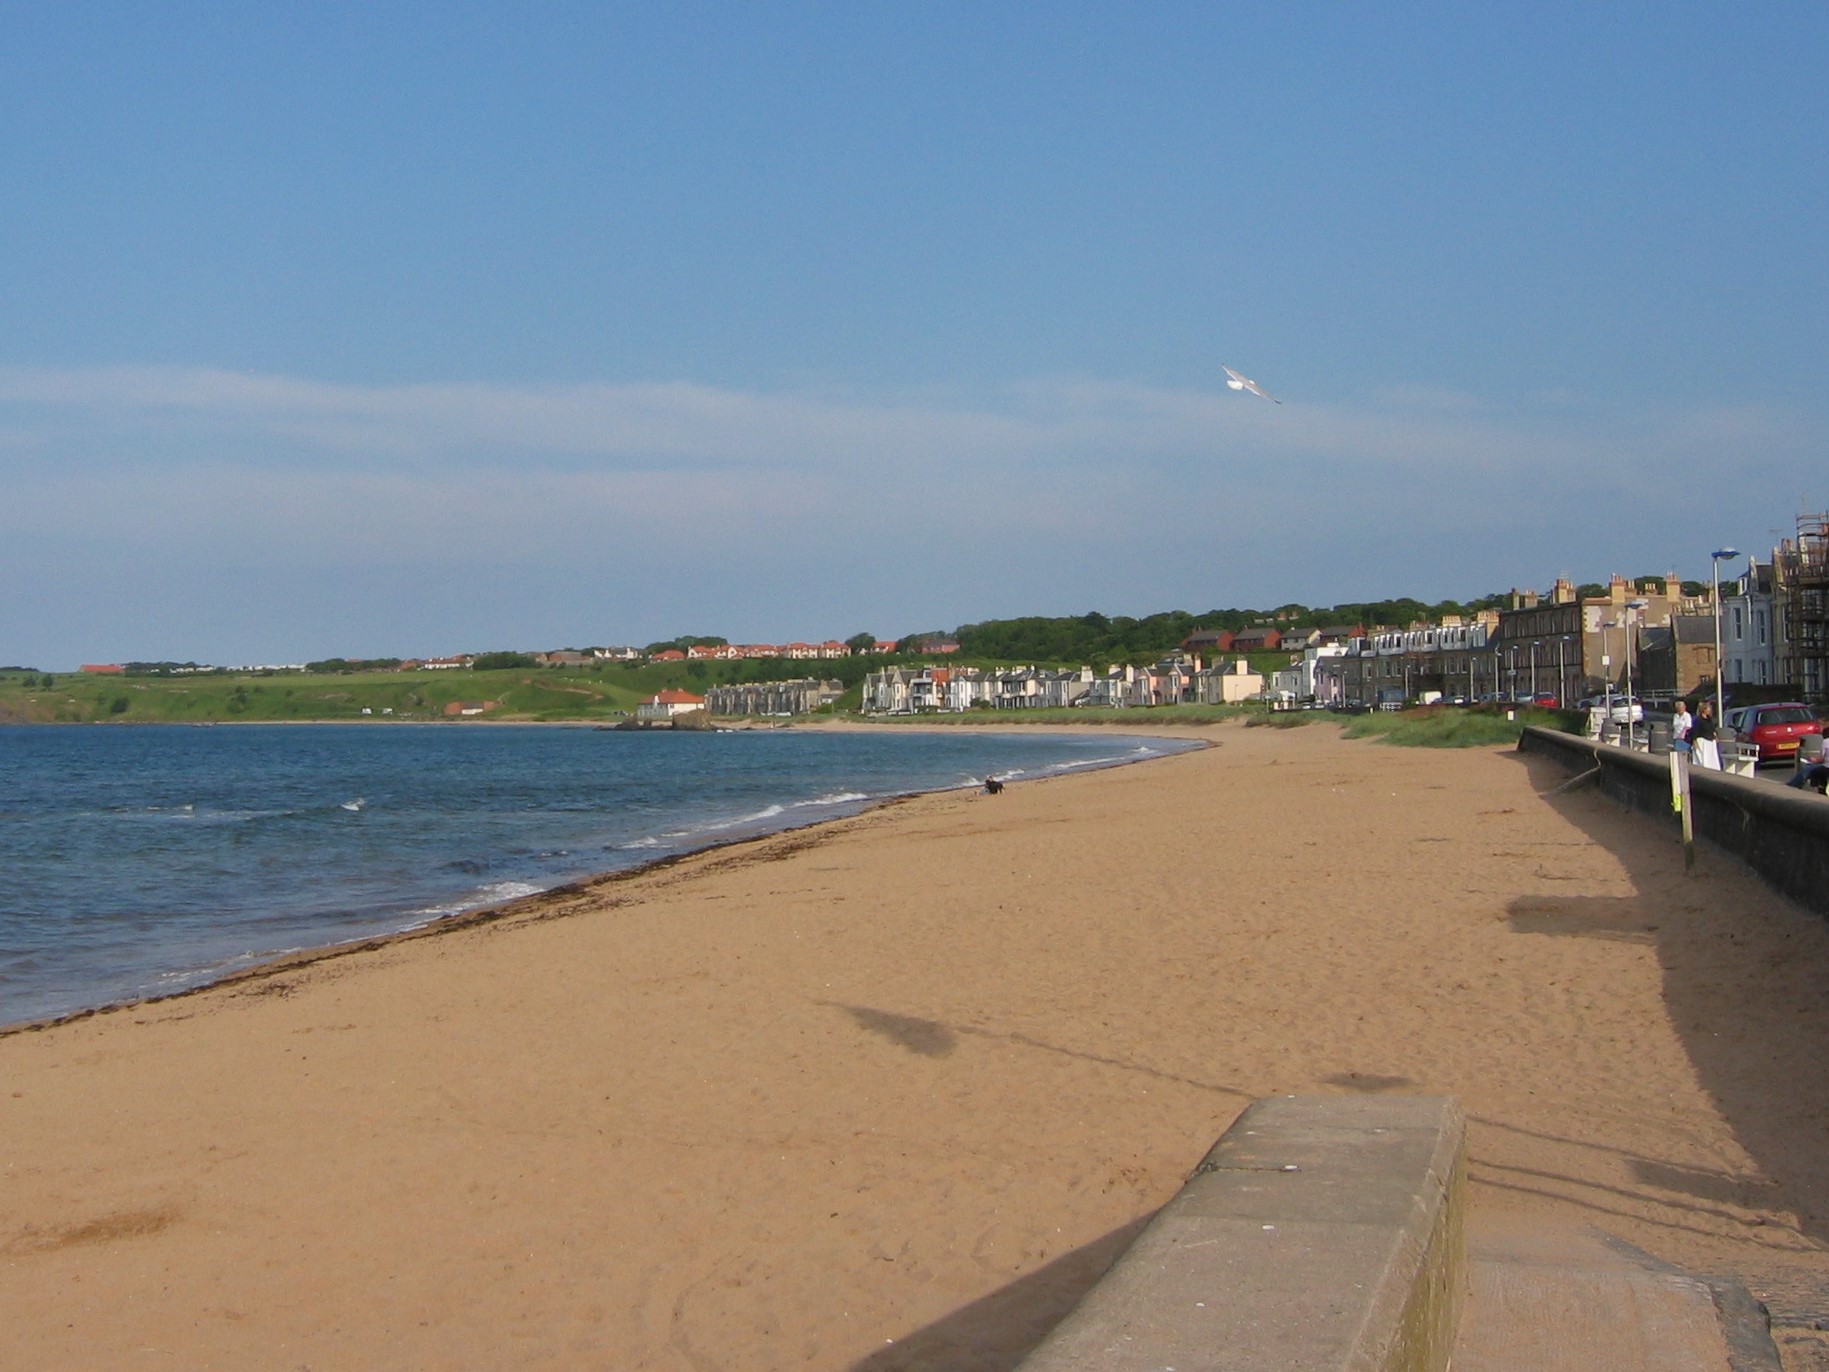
top-left (928, 595), bottom-right (1514, 666)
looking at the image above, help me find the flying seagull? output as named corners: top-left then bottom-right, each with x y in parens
top-left (1222, 365), bottom-right (1281, 404)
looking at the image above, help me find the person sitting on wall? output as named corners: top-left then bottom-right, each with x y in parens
top-left (1786, 762), bottom-right (1829, 794)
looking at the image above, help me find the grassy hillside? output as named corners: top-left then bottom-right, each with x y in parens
top-left (0, 667), bottom-right (650, 724)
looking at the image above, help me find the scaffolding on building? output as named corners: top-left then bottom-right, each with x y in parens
top-left (1776, 512), bottom-right (1829, 706)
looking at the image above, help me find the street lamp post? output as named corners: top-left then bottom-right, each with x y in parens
top-left (1624, 597), bottom-right (1647, 747)
top-left (1710, 549), bottom-right (1740, 728)
top-left (1601, 621), bottom-right (1615, 740)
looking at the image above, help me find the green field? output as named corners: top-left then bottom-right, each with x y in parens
top-left (0, 666), bottom-right (656, 725)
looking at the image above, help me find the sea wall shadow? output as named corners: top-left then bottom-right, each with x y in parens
top-left (846, 1218), bottom-right (1151, 1372)
top-left (817, 1001), bottom-right (1253, 1367)
top-left (1507, 749), bottom-right (1829, 1253)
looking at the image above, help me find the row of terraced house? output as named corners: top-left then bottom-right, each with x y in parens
top-left (860, 658), bottom-right (1271, 713)
top-left (649, 641), bottom-right (893, 663)
top-left (854, 551), bottom-right (1822, 715)
top-left (1306, 550), bottom-right (1825, 709)
top-left (704, 678), bottom-right (846, 716)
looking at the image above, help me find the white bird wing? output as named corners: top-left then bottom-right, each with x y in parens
top-left (1223, 365), bottom-right (1281, 403)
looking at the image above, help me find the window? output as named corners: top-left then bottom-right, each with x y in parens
top-left (1763, 706), bottom-right (1814, 725)
top-left (1755, 609), bottom-right (1768, 645)
top-left (1732, 606), bottom-right (1744, 639)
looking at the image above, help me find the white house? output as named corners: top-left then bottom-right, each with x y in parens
top-left (636, 689), bottom-right (707, 721)
top-left (1197, 657), bottom-right (1264, 704)
top-left (1721, 558), bottom-right (1778, 688)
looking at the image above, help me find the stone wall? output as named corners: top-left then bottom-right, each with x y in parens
top-left (1518, 727), bottom-right (1829, 916)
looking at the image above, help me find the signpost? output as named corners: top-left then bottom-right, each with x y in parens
top-left (1669, 750), bottom-right (1694, 872)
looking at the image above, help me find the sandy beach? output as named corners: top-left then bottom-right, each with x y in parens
top-left (6, 719), bottom-right (1829, 1369)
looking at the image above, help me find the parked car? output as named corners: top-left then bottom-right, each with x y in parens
top-left (1735, 702), bottom-right (1823, 762)
top-left (1577, 696), bottom-right (1644, 724)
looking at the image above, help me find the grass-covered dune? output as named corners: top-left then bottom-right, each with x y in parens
top-left (1251, 702), bottom-right (1580, 747)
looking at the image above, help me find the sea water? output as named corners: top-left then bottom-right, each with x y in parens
top-left (0, 723), bottom-right (1190, 1027)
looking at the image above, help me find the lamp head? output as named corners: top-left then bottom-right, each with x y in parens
top-left (1712, 548), bottom-right (1740, 561)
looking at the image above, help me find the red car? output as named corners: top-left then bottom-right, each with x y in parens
top-left (1735, 702), bottom-right (1822, 762)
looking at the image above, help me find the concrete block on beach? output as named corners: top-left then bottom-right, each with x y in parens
top-left (1016, 1094), bottom-right (1466, 1372)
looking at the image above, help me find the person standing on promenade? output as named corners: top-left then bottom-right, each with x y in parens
top-left (1671, 699), bottom-right (1694, 755)
top-left (1689, 699), bottom-right (1720, 768)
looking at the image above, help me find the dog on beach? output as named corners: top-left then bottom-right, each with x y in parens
top-left (983, 777), bottom-right (1004, 795)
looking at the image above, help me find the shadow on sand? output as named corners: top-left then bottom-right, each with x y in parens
top-left (1499, 751), bottom-right (1829, 1304)
top-left (849, 757), bottom-right (1829, 1365)
top-left (845, 1217), bottom-right (1152, 1372)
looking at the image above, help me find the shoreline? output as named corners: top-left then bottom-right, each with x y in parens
top-left (8, 720), bottom-right (1829, 1368)
top-left (0, 707), bottom-right (1246, 730)
top-left (0, 794), bottom-right (922, 1039)
top-left (1, 723), bottom-right (1206, 1038)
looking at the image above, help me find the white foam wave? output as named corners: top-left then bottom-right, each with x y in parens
top-left (404, 879), bottom-right (549, 926)
top-left (142, 943), bottom-right (308, 992)
top-left (185, 807), bottom-right (302, 825)
top-left (1040, 751), bottom-right (1142, 773)
top-left (699, 803), bottom-right (787, 833)
top-left (792, 790), bottom-right (870, 808)
top-left (479, 880), bottom-right (545, 903)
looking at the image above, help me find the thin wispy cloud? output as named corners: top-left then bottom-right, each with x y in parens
top-left (0, 366), bottom-right (1049, 469)
top-left (0, 362), bottom-right (1773, 480)
top-left (3, 363), bottom-right (1815, 665)
top-left (4, 362), bottom-right (1806, 563)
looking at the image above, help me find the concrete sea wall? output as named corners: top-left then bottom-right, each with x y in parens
top-left (1518, 726), bottom-right (1829, 917)
top-left (1017, 1094), bottom-right (1466, 1372)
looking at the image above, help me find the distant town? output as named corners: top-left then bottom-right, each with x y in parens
top-left (21, 512), bottom-right (1829, 724)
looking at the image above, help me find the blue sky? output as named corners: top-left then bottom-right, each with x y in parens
top-left (3, 3), bottom-right (1824, 667)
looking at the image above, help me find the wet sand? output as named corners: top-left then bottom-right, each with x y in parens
top-left (5, 719), bottom-right (1829, 1369)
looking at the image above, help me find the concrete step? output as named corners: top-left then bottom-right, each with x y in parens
top-left (1453, 1217), bottom-right (1780, 1372)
